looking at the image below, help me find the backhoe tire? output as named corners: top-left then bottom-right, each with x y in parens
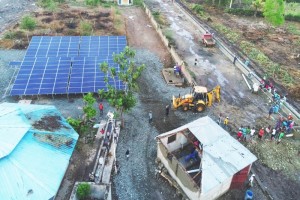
top-left (182, 103), bottom-right (189, 111)
top-left (196, 103), bottom-right (206, 112)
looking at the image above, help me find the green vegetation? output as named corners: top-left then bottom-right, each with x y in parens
top-left (67, 117), bottom-right (81, 133)
top-left (164, 29), bottom-right (176, 47)
top-left (287, 24), bottom-right (300, 35)
top-left (239, 40), bottom-right (294, 85)
top-left (83, 92), bottom-right (97, 122)
top-left (134, 0), bottom-right (144, 7)
top-left (98, 47), bottom-right (145, 119)
top-left (264, 0), bottom-right (285, 26)
top-left (38, 0), bottom-right (65, 10)
top-left (285, 2), bottom-right (300, 16)
top-left (76, 183), bottom-right (91, 200)
top-left (192, 4), bottom-right (204, 16)
top-left (20, 16), bottom-right (37, 31)
top-left (152, 11), bottom-right (167, 26)
top-left (80, 21), bottom-right (93, 35)
top-left (85, 0), bottom-right (100, 6)
top-left (3, 31), bottom-right (17, 39)
top-left (213, 24), bottom-right (240, 43)
top-left (252, 0), bottom-right (264, 17)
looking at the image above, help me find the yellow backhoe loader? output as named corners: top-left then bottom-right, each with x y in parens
top-left (172, 85), bottom-right (221, 112)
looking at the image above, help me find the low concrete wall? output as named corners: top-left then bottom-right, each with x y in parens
top-left (143, 3), bottom-right (196, 86)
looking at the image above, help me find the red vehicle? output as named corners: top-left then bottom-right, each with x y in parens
top-left (201, 33), bottom-right (215, 47)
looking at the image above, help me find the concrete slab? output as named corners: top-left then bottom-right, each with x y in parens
top-left (162, 68), bottom-right (184, 86)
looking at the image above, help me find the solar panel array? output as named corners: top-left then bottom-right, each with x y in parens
top-left (10, 36), bottom-right (127, 96)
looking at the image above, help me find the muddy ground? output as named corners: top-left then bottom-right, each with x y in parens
top-left (0, 1), bottom-right (300, 200)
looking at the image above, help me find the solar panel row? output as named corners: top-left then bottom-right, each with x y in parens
top-left (10, 36), bottom-right (127, 96)
top-left (26, 36), bottom-right (126, 58)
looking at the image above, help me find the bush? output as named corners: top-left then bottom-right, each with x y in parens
top-left (4, 31), bottom-right (17, 39)
top-left (80, 21), bottom-right (93, 35)
top-left (67, 117), bottom-right (81, 132)
top-left (133, 0), bottom-right (144, 7)
top-left (20, 16), bottom-right (37, 31)
top-left (38, 0), bottom-right (64, 9)
top-left (226, 8), bottom-right (263, 17)
top-left (285, 13), bottom-right (300, 22)
top-left (85, 0), bottom-right (100, 6)
top-left (76, 183), bottom-right (91, 200)
top-left (226, 8), bottom-right (300, 22)
top-left (192, 4), bottom-right (203, 14)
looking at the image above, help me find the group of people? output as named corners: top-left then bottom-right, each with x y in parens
top-left (236, 113), bottom-right (294, 144)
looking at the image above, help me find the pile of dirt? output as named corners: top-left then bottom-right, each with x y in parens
top-left (0, 5), bottom-right (124, 50)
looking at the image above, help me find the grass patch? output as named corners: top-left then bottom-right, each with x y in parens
top-left (152, 11), bottom-right (167, 26)
top-left (3, 31), bottom-right (17, 39)
top-left (287, 24), bottom-right (300, 35)
top-left (285, 2), bottom-right (300, 16)
top-left (80, 21), bottom-right (93, 35)
top-left (100, 1), bottom-right (116, 8)
top-left (213, 24), bottom-right (240, 43)
top-left (246, 140), bottom-right (300, 180)
top-left (85, 0), bottom-right (100, 6)
top-left (134, 0), bottom-right (144, 7)
top-left (192, 4), bottom-right (204, 16)
top-left (20, 15), bottom-right (37, 31)
top-left (112, 7), bottom-right (125, 34)
top-left (164, 29), bottom-right (176, 47)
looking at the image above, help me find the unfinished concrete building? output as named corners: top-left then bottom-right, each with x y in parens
top-left (155, 116), bottom-right (257, 200)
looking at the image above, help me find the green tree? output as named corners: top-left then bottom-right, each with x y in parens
top-left (20, 15), bottom-right (37, 42)
top-left (98, 46), bottom-right (145, 120)
top-left (252, 0), bottom-right (265, 17)
top-left (76, 183), bottom-right (91, 200)
top-left (20, 16), bottom-right (37, 31)
top-left (263, 0), bottom-right (285, 26)
top-left (83, 92), bottom-right (97, 123)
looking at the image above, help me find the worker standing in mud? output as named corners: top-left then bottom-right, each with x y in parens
top-left (99, 103), bottom-right (104, 116)
top-left (223, 117), bottom-right (229, 129)
top-left (233, 55), bottom-right (237, 65)
top-left (149, 111), bottom-right (153, 123)
top-left (165, 105), bottom-right (170, 117)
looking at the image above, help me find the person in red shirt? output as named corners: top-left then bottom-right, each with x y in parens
top-left (99, 103), bottom-right (104, 116)
top-left (237, 130), bottom-right (242, 141)
top-left (258, 128), bottom-right (264, 140)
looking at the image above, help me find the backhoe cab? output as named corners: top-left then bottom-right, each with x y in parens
top-left (172, 85), bottom-right (221, 112)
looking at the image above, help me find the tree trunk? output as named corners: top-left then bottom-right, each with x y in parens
top-left (229, 0), bottom-right (233, 8)
top-left (254, 8), bottom-right (257, 17)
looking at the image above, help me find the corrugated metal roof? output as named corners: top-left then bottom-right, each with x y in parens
top-left (157, 116), bottom-right (257, 194)
top-left (0, 103), bottom-right (79, 200)
top-left (0, 106), bottom-right (31, 158)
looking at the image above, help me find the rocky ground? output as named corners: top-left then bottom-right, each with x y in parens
top-left (0, 1), bottom-right (300, 200)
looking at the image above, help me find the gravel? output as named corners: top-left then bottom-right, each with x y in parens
top-left (0, 50), bottom-right (26, 99)
top-left (113, 48), bottom-right (214, 200)
top-left (0, 0), bottom-right (37, 33)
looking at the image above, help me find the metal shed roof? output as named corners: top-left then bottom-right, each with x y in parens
top-left (0, 103), bottom-right (79, 200)
top-left (157, 116), bottom-right (257, 194)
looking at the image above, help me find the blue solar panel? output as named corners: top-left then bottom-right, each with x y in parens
top-left (10, 36), bottom-right (127, 96)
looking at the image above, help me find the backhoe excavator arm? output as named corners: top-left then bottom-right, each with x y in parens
top-left (206, 85), bottom-right (221, 107)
